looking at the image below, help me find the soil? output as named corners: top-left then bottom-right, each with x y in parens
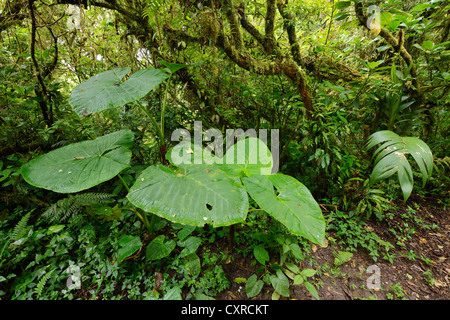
top-left (215, 194), bottom-right (449, 300)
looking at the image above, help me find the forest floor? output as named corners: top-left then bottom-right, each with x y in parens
top-left (216, 194), bottom-right (449, 300)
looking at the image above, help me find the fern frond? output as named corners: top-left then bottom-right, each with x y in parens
top-left (11, 209), bottom-right (34, 241)
top-left (35, 269), bottom-right (55, 299)
top-left (42, 193), bottom-right (114, 223)
top-left (143, 0), bottom-right (165, 18)
top-left (433, 156), bottom-right (450, 173)
top-left (334, 251), bottom-right (353, 266)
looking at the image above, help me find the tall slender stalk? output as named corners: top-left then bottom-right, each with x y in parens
top-left (134, 100), bottom-right (164, 143)
top-left (160, 75), bottom-right (172, 141)
top-left (118, 173), bottom-right (153, 231)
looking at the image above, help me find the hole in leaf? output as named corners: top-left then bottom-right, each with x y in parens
top-left (206, 203), bottom-right (213, 211)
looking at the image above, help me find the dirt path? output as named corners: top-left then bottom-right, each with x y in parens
top-left (217, 194), bottom-right (449, 300)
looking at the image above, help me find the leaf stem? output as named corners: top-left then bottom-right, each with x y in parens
top-left (117, 173), bottom-right (130, 193)
top-left (118, 174), bottom-right (155, 232)
top-left (127, 207), bottom-right (152, 232)
top-left (160, 75), bottom-right (172, 141)
top-left (134, 100), bottom-right (164, 144)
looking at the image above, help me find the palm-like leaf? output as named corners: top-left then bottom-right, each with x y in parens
top-left (366, 130), bottom-right (433, 201)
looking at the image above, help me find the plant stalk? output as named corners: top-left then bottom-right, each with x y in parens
top-left (118, 173), bottom-right (153, 232)
top-left (160, 75), bottom-right (172, 141)
top-left (134, 100), bottom-right (164, 144)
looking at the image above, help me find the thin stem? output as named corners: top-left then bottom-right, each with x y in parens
top-left (247, 208), bottom-right (265, 212)
top-left (117, 173), bottom-right (130, 193)
top-left (228, 224), bottom-right (235, 251)
top-left (134, 100), bottom-right (164, 143)
top-left (127, 207), bottom-right (152, 231)
top-left (160, 75), bottom-right (172, 141)
top-left (325, 0), bottom-right (335, 46)
top-left (119, 175), bottom-right (154, 232)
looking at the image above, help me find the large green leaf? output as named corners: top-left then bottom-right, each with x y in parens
top-left (127, 164), bottom-right (249, 227)
top-left (21, 130), bottom-right (134, 193)
top-left (366, 130), bottom-right (433, 201)
top-left (223, 137), bottom-right (274, 176)
top-left (244, 174), bottom-right (325, 244)
top-left (167, 137), bottom-right (274, 176)
top-left (253, 246), bottom-right (270, 265)
top-left (69, 67), bottom-right (169, 117)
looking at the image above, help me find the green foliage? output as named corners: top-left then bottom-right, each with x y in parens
top-left (69, 68), bottom-right (169, 117)
top-left (245, 274), bottom-right (264, 298)
top-left (333, 251), bottom-right (353, 266)
top-left (117, 235), bottom-right (143, 263)
top-left (244, 174), bottom-right (326, 244)
top-left (327, 209), bottom-right (396, 262)
top-left (366, 130), bottom-right (433, 202)
top-left (42, 193), bottom-right (114, 223)
top-left (34, 268), bottom-right (55, 299)
top-left (21, 130), bottom-right (134, 193)
top-left (21, 65), bottom-right (325, 245)
top-left (146, 235), bottom-right (176, 261)
top-left (10, 210), bottom-right (33, 242)
top-left (1, 0), bottom-right (448, 301)
top-left (127, 164), bottom-right (249, 228)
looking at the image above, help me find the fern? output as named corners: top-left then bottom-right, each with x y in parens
top-left (433, 156), bottom-right (450, 173)
top-left (35, 269), bottom-right (55, 299)
top-left (42, 193), bottom-right (114, 223)
top-left (143, 0), bottom-right (165, 18)
top-left (0, 210), bottom-right (34, 267)
top-left (334, 251), bottom-right (353, 266)
top-left (11, 209), bottom-right (34, 241)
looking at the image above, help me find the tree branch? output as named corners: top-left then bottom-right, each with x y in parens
top-left (265, 0), bottom-right (276, 53)
top-left (221, 0), bottom-right (243, 50)
top-left (277, 1), bottom-right (303, 68)
top-left (28, 0), bottom-right (52, 126)
top-left (354, 3), bottom-right (421, 98)
top-left (0, 0), bottom-right (27, 32)
top-left (237, 7), bottom-right (265, 48)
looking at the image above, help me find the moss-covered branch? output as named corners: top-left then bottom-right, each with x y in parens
top-left (265, 0), bottom-right (276, 54)
top-left (221, 0), bottom-right (243, 50)
top-left (277, 1), bottom-right (303, 68)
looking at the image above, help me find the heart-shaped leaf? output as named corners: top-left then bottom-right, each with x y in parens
top-left (178, 236), bottom-right (202, 258)
top-left (270, 270), bottom-right (290, 297)
top-left (127, 164), bottom-right (249, 227)
top-left (117, 235), bottom-right (142, 263)
top-left (69, 68), bottom-right (169, 117)
top-left (146, 235), bottom-right (176, 260)
top-left (21, 130), bottom-right (134, 193)
top-left (167, 137), bottom-right (274, 176)
top-left (246, 274), bottom-right (264, 298)
top-left (223, 137), bottom-right (274, 176)
top-left (244, 174), bottom-right (325, 244)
